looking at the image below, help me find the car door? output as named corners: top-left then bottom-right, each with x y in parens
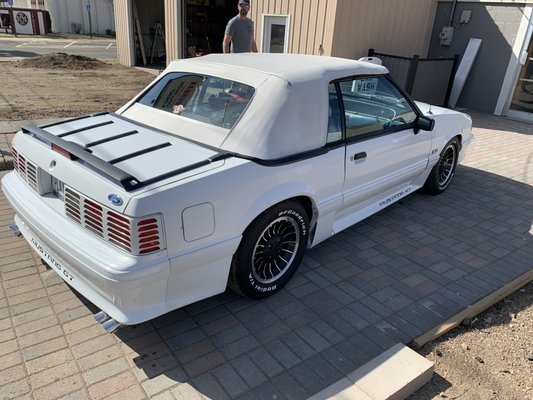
top-left (330, 76), bottom-right (433, 220)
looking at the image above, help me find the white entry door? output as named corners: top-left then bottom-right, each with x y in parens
top-left (262, 15), bottom-right (289, 53)
top-left (507, 27), bottom-right (533, 121)
top-left (497, 5), bottom-right (533, 122)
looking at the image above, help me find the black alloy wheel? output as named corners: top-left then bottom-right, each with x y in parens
top-left (423, 137), bottom-right (459, 194)
top-left (229, 201), bottom-right (309, 298)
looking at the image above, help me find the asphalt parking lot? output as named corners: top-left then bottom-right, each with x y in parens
top-left (0, 35), bottom-right (116, 60)
top-left (0, 111), bottom-right (532, 399)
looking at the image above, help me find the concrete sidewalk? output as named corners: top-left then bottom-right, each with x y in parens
top-left (0, 112), bottom-right (532, 400)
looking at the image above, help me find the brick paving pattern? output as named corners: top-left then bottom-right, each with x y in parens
top-left (0, 111), bottom-right (532, 399)
top-left (0, 133), bottom-right (14, 171)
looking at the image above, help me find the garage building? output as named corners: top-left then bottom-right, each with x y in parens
top-left (113, 0), bottom-right (533, 123)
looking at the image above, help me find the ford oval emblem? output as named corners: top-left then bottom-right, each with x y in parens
top-left (107, 194), bottom-right (123, 206)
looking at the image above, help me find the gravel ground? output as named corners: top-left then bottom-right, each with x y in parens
top-left (409, 281), bottom-right (532, 400)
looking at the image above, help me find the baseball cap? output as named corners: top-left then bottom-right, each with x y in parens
top-left (238, 0), bottom-right (250, 5)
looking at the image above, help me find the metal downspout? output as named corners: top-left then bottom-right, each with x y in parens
top-left (449, 0), bottom-right (458, 26)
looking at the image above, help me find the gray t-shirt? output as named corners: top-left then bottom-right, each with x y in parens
top-left (225, 16), bottom-right (254, 53)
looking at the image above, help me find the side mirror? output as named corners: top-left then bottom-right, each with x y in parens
top-left (415, 116), bottom-right (435, 133)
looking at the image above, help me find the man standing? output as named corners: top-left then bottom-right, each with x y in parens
top-left (223, 0), bottom-right (258, 53)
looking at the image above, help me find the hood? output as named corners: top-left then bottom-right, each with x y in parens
top-left (415, 101), bottom-right (468, 118)
top-left (415, 102), bottom-right (472, 139)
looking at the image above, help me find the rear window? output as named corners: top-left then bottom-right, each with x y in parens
top-left (137, 72), bottom-right (255, 129)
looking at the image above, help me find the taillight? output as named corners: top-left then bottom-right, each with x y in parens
top-left (11, 150), bottom-right (165, 256)
top-left (11, 147), bottom-right (38, 192)
top-left (18, 154), bottom-right (27, 175)
top-left (63, 187), bottom-right (164, 255)
top-left (137, 218), bottom-right (162, 254)
top-left (12, 147), bottom-right (19, 171)
top-left (84, 199), bottom-right (104, 234)
top-left (107, 211), bottom-right (132, 252)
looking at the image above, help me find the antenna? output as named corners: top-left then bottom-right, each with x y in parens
top-left (428, 104), bottom-right (433, 115)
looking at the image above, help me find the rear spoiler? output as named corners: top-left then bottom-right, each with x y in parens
top-left (21, 114), bottom-right (233, 192)
top-left (22, 124), bottom-right (143, 191)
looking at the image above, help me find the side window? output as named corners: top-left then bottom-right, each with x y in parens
top-left (338, 76), bottom-right (417, 139)
top-left (327, 83), bottom-right (342, 143)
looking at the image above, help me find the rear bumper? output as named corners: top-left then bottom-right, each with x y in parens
top-left (2, 171), bottom-right (170, 325)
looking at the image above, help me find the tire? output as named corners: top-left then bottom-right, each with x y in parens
top-left (423, 137), bottom-right (459, 194)
top-left (229, 201), bottom-right (309, 298)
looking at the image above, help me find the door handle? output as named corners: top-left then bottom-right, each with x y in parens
top-left (351, 152), bottom-right (367, 161)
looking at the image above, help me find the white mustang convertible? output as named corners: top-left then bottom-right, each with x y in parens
top-left (2, 54), bottom-right (473, 327)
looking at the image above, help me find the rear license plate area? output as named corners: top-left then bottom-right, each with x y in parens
top-left (52, 177), bottom-right (65, 200)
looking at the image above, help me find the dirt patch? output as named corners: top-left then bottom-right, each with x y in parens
top-left (1, 58), bottom-right (155, 121)
top-left (16, 52), bottom-right (110, 70)
top-left (409, 281), bottom-right (533, 400)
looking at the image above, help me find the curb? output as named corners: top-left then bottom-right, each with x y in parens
top-left (411, 268), bottom-right (533, 349)
top-left (309, 343), bottom-right (434, 400)
top-left (307, 270), bottom-right (533, 400)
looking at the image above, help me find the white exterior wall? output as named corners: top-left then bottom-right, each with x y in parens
top-left (9, 0), bottom-right (115, 34)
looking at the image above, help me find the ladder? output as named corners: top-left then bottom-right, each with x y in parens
top-left (132, 1), bottom-right (146, 66)
top-left (150, 22), bottom-right (165, 64)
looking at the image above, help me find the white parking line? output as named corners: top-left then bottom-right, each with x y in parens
top-left (106, 42), bottom-right (115, 50)
top-left (63, 41), bottom-right (76, 48)
top-left (15, 39), bottom-right (46, 47)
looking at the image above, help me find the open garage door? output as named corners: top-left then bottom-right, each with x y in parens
top-left (132, 0), bottom-right (166, 66)
top-left (184, 0), bottom-right (235, 58)
top-left (127, 0), bottom-right (237, 67)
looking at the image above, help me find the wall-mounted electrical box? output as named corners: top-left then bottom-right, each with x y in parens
top-left (439, 26), bottom-right (454, 46)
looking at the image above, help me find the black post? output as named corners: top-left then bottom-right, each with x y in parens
top-left (444, 54), bottom-right (461, 107)
top-left (404, 54), bottom-right (420, 95)
top-left (368, 48), bottom-right (375, 57)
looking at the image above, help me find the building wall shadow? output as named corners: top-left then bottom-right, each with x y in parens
top-left (428, 3), bottom-right (525, 114)
top-left (470, 110), bottom-right (533, 135)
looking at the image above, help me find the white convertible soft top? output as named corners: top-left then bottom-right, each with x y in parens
top-left (128, 54), bottom-right (389, 160)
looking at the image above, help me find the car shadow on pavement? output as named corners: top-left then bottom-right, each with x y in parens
top-left (0, 49), bottom-right (40, 58)
top-left (108, 163), bottom-right (532, 400)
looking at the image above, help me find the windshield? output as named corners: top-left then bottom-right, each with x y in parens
top-left (137, 72), bottom-right (255, 129)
